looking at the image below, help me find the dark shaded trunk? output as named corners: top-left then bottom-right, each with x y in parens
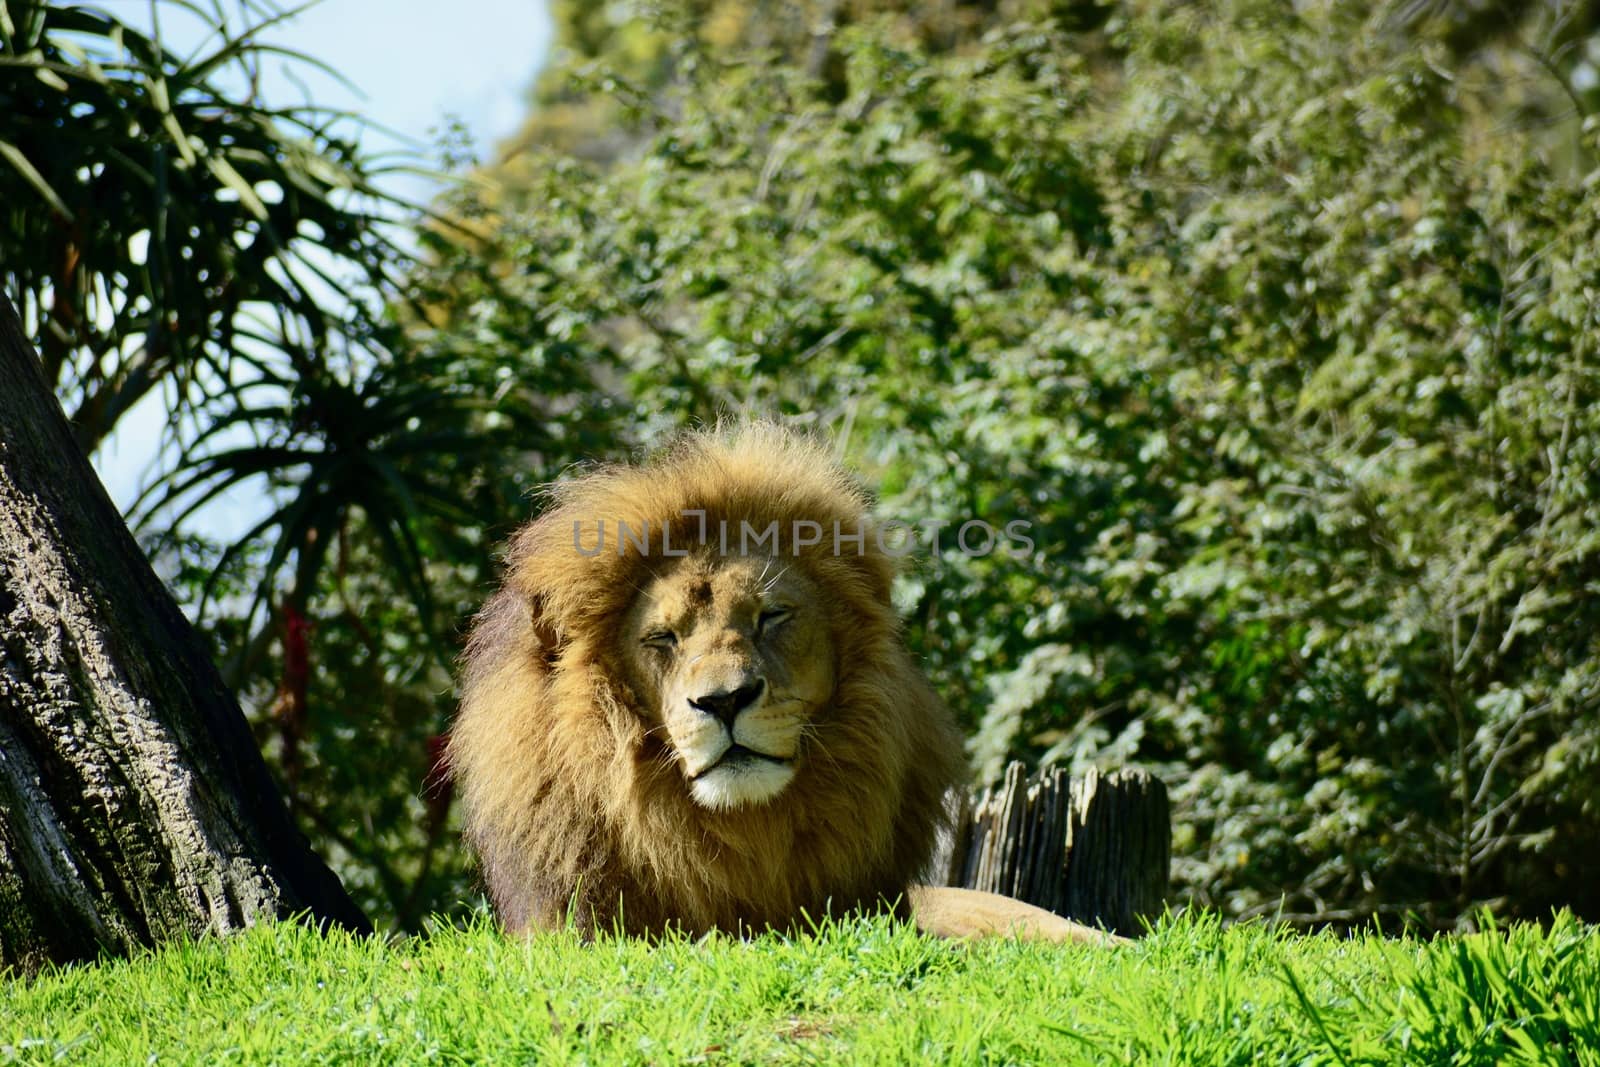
top-left (0, 294), bottom-right (368, 974)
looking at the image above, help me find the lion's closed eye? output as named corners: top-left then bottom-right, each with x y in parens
top-left (641, 629), bottom-right (678, 650)
top-left (756, 606), bottom-right (791, 636)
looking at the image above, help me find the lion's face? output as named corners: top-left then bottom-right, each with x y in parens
top-left (619, 554), bottom-right (835, 811)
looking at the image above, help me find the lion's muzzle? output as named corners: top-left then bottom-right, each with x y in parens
top-left (674, 674), bottom-right (799, 810)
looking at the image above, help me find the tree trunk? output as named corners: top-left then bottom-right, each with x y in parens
top-left (0, 294), bottom-right (368, 974)
top-left (934, 762), bottom-right (1169, 937)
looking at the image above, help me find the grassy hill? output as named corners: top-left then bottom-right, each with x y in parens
top-left (3, 912), bottom-right (1596, 1064)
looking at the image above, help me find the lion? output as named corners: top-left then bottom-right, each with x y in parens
top-left (450, 423), bottom-right (1116, 944)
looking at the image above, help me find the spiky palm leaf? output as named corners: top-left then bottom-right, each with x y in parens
top-left (0, 0), bottom-right (415, 454)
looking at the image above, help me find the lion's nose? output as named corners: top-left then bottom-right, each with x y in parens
top-left (689, 680), bottom-right (765, 727)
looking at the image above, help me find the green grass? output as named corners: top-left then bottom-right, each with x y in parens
top-left (2, 912), bottom-right (1597, 1065)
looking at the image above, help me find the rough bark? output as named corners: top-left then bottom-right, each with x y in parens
top-left (0, 293), bottom-right (368, 974)
top-left (934, 762), bottom-right (1169, 937)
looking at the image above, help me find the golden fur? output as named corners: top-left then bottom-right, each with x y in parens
top-left (450, 424), bottom-right (967, 936)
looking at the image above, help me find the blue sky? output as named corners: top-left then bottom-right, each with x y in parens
top-left (107, 0), bottom-right (554, 187)
top-left (94, 0), bottom-right (555, 515)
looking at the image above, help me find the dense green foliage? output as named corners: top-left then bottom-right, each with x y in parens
top-left (506, 0), bottom-right (1109, 162)
top-left (415, 0), bottom-right (1600, 927)
top-left (4, 913), bottom-right (1598, 1063)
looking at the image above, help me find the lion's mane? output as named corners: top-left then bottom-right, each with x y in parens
top-left (449, 424), bottom-right (965, 935)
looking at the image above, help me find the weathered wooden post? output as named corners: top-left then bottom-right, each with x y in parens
top-left (933, 762), bottom-right (1170, 937)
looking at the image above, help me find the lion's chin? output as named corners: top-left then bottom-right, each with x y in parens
top-left (689, 758), bottom-right (796, 810)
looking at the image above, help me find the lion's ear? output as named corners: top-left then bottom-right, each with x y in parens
top-left (462, 587), bottom-right (566, 684)
top-left (525, 592), bottom-right (565, 667)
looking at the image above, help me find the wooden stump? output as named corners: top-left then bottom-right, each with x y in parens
top-left (932, 763), bottom-right (1169, 937)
